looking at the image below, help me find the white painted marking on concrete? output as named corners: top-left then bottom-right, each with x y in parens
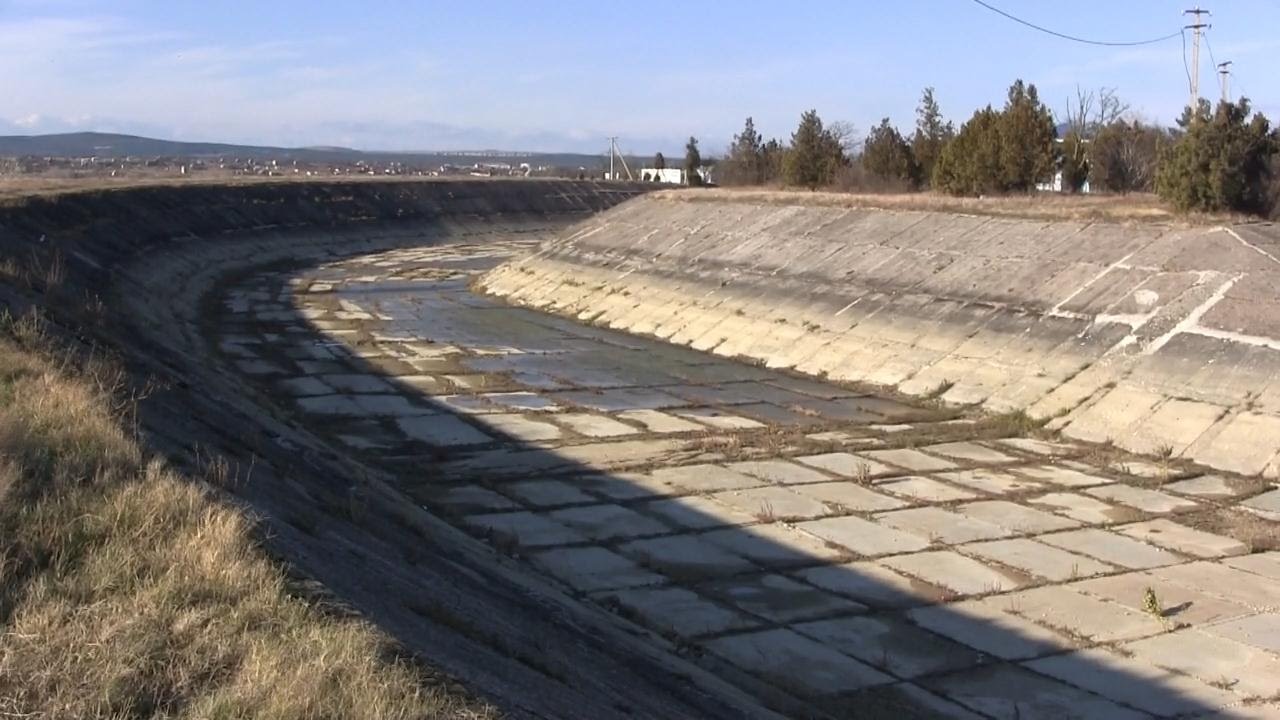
top-left (1142, 275), bottom-right (1241, 355)
top-left (1183, 325), bottom-right (1280, 352)
top-left (1222, 226), bottom-right (1280, 267)
top-left (1133, 290), bottom-right (1159, 308)
top-left (1048, 251), bottom-right (1137, 317)
top-left (835, 299), bottom-right (861, 316)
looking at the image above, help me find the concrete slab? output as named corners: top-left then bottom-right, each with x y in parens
top-left (1203, 613), bottom-right (1280, 654)
top-left (291, 393), bottom-right (359, 417)
top-left (466, 511), bottom-right (586, 548)
top-left (649, 463), bottom-right (761, 493)
top-left (704, 628), bottom-right (894, 695)
top-left (1122, 629), bottom-right (1280, 698)
top-left (555, 412), bottom-right (640, 438)
top-left (637, 495), bottom-right (756, 531)
top-left (921, 663), bottom-right (1148, 720)
top-left (843, 683), bottom-right (988, 720)
top-left (1191, 412), bottom-right (1280, 477)
top-left (547, 504), bottom-right (671, 540)
top-left (711, 486), bottom-right (831, 521)
top-left (937, 469), bottom-right (1045, 496)
top-left (955, 500), bottom-right (1080, 533)
top-left (797, 515), bottom-right (932, 557)
top-left (1165, 474), bottom-right (1257, 499)
top-left (1150, 561), bottom-right (1280, 611)
top-left (502, 479), bottom-right (596, 507)
top-left (318, 373), bottom-right (395, 393)
top-left (793, 561), bottom-right (948, 609)
top-left (1086, 484), bottom-right (1200, 514)
top-left (864, 448), bottom-right (959, 473)
top-left (1242, 489), bottom-right (1280, 520)
top-left (1016, 465), bottom-right (1112, 488)
top-left (909, 598), bottom-right (1078, 660)
top-left (479, 391), bottom-right (562, 412)
top-left (434, 485), bottom-right (522, 513)
top-left (396, 415), bottom-right (493, 446)
top-left (996, 437), bottom-right (1082, 457)
top-left (1223, 551), bottom-right (1280, 581)
top-left (352, 394), bottom-right (433, 416)
top-left (1071, 570), bottom-right (1255, 626)
top-left (701, 522), bottom-right (851, 567)
top-left (552, 387), bottom-right (687, 412)
top-left (964, 538), bottom-right (1114, 581)
top-left (1027, 648), bottom-right (1241, 717)
top-left (921, 441), bottom-right (1019, 465)
top-left (615, 408), bottom-right (705, 433)
top-left (616, 534), bottom-right (758, 580)
top-left (875, 507), bottom-right (1012, 544)
top-left (1036, 529), bottom-right (1182, 569)
top-left (671, 407), bottom-right (766, 429)
top-left (595, 586), bottom-right (759, 638)
top-left (794, 452), bottom-right (897, 479)
top-left (794, 614), bottom-right (981, 679)
top-left (878, 476), bottom-right (978, 502)
top-left (997, 585), bottom-right (1159, 643)
top-left (1116, 519), bottom-right (1249, 558)
top-left (726, 460), bottom-right (831, 485)
top-left (531, 547), bottom-right (665, 592)
top-left (1028, 492), bottom-right (1135, 525)
top-left (573, 472), bottom-right (671, 500)
top-left (789, 482), bottom-right (908, 512)
top-left (882, 550), bottom-right (1026, 596)
top-left (480, 413), bottom-right (563, 442)
top-left (701, 573), bottom-right (862, 623)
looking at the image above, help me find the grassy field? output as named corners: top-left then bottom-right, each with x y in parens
top-left (0, 314), bottom-right (495, 719)
top-left (660, 187), bottom-right (1248, 226)
top-left (0, 173), bottom-right (551, 204)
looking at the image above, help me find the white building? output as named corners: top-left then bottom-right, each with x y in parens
top-left (638, 167), bottom-right (714, 184)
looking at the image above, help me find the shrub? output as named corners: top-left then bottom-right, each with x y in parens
top-left (1156, 99), bottom-right (1277, 214)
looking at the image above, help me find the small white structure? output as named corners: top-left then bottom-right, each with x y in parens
top-left (639, 167), bottom-right (689, 184)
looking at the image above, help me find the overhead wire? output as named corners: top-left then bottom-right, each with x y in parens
top-left (967, 0), bottom-right (1183, 46)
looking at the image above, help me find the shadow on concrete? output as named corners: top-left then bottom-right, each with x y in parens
top-left (193, 232), bottom-right (1243, 720)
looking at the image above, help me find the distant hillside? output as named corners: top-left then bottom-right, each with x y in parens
top-left (0, 132), bottom-right (642, 169)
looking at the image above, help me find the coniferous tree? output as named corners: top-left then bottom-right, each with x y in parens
top-left (998, 79), bottom-right (1058, 191)
top-left (723, 117), bottom-right (764, 185)
top-left (683, 136), bottom-right (703, 186)
top-left (863, 118), bottom-right (920, 187)
top-left (784, 110), bottom-right (846, 189)
top-left (933, 106), bottom-right (1004, 195)
top-left (653, 152), bottom-right (666, 170)
top-left (1157, 99), bottom-right (1277, 213)
top-left (911, 87), bottom-right (954, 187)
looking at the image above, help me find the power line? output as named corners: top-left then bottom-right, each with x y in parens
top-left (967, 0), bottom-right (1183, 46)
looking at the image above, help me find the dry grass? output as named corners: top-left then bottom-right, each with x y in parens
top-left (0, 173), bottom-right (544, 205)
top-left (657, 187), bottom-right (1248, 226)
top-left (0, 315), bottom-right (494, 719)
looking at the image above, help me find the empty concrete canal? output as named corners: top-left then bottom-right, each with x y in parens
top-left (6, 180), bottom-right (1278, 718)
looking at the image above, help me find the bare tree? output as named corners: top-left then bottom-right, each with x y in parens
top-left (828, 121), bottom-right (861, 156)
top-left (1062, 86), bottom-right (1130, 136)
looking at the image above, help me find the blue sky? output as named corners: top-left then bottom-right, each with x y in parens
top-left (1, 1), bottom-right (1277, 155)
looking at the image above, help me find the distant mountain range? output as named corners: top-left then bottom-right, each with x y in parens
top-left (0, 132), bottom-right (642, 168)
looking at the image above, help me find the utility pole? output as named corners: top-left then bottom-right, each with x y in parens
top-left (1217, 60), bottom-right (1233, 103)
top-left (605, 137), bottom-right (634, 181)
top-left (1183, 7), bottom-right (1211, 110)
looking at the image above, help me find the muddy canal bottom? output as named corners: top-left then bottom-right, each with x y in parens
top-left (210, 236), bottom-right (1280, 719)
